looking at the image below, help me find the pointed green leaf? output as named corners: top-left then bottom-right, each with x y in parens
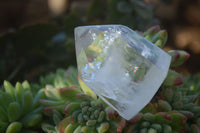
top-left (15, 82), bottom-right (24, 107)
top-left (4, 81), bottom-right (15, 100)
top-left (8, 102), bottom-right (21, 122)
top-left (167, 50), bottom-right (190, 67)
top-left (163, 70), bottom-right (183, 86)
top-left (21, 113), bottom-right (42, 128)
top-left (23, 91), bottom-right (33, 114)
top-left (6, 122), bottom-right (22, 133)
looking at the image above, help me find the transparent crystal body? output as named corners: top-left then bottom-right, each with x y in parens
top-left (75, 25), bottom-right (171, 120)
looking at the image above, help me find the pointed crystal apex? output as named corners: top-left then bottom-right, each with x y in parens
top-left (75, 25), bottom-right (171, 120)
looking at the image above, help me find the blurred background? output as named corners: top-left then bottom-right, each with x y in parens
top-left (0, 0), bottom-right (200, 83)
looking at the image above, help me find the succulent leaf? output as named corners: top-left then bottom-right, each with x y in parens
top-left (52, 110), bottom-right (63, 126)
top-left (167, 50), bottom-right (190, 67)
top-left (33, 89), bottom-right (45, 108)
top-left (191, 124), bottom-right (200, 133)
top-left (64, 102), bottom-right (81, 115)
top-left (157, 100), bottom-right (172, 112)
top-left (15, 82), bottom-right (24, 106)
top-left (45, 85), bottom-right (61, 100)
top-left (23, 91), bottom-right (34, 115)
top-left (58, 116), bottom-right (71, 133)
top-left (96, 122), bottom-right (109, 133)
top-left (22, 81), bottom-right (31, 91)
top-left (78, 76), bottom-right (97, 100)
top-left (143, 26), bottom-right (167, 48)
top-left (128, 113), bottom-right (143, 124)
top-left (4, 81), bottom-right (15, 101)
top-left (163, 88), bottom-right (174, 102)
top-left (59, 86), bottom-right (81, 100)
top-left (42, 123), bottom-right (57, 133)
top-left (163, 70), bottom-right (183, 86)
top-left (151, 123), bottom-right (162, 132)
top-left (143, 25), bottom-right (161, 36)
top-left (6, 122), bottom-right (22, 133)
top-left (21, 113), bottom-right (42, 128)
top-left (0, 106), bottom-right (8, 122)
top-left (8, 102), bottom-right (21, 122)
top-left (64, 123), bottom-right (78, 133)
top-left (151, 30), bottom-right (168, 48)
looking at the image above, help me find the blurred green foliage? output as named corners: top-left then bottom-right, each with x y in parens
top-left (0, 0), bottom-right (158, 83)
top-left (85, 0), bottom-right (158, 30)
top-left (0, 23), bottom-right (77, 83)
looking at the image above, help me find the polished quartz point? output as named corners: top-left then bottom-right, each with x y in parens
top-left (74, 25), bottom-right (171, 120)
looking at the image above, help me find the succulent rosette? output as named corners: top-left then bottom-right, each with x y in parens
top-left (59, 96), bottom-right (126, 133)
top-left (39, 70), bottom-right (126, 133)
top-left (0, 81), bottom-right (45, 133)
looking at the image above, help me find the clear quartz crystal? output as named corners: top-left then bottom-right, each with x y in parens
top-left (75, 25), bottom-right (171, 120)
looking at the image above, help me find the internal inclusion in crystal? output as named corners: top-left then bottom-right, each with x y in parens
top-left (75, 25), bottom-right (171, 120)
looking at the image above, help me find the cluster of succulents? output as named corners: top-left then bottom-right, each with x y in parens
top-left (157, 84), bottom-right (200, 132)
top-left (122, 83), bottom-right (200, 133)
top-left (0, 80), bottom-right (45, 133)
top-left (58, 95), bottom-right (126, 133)
top-left (1, 25), bottom-right (200, 133)
top-left (39, 67), bottom-right (79, 88)
top-left (125, 111), bottom-right (187, 133)
top-left (39, 68), bottom-right (126, 133)
top-left (39, 70), bottom-right (200, 133)
top-left (38, 67), bottom-right (80, 115)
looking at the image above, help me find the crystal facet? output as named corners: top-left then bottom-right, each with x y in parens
top-left (74, 25), bottom-right (171, 120)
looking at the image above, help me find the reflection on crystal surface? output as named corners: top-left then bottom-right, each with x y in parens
top-left (75, 25), bottom-right (171, 120)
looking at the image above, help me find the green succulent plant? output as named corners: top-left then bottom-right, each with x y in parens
top-left (38, 68), bottom-right (82, 132)
top-left (39, 85), bottom-right (83, 115)
top-left (38, 25), bottom-right (192, 133)
top-left (184, 74), bottom-right (200, 107)
top-left (142, 25), bottom-right (200, 132)
top-left (125, 25), bottom-right (191, 133)
top-left (38, 67), bottom-right (81, 115)
top-left (182, 74), bottom-right (200, 97)
top-left (37, 64), bottom-right (127, 133)
top-left (158, 81), bottom-right (200, 132)
top-left (39, 67), bottom-right (78, 88)
top-left (39, 72), bottom-right (126, 133)
top-left (59, 96), bottom-right (126, 133)
top-left (125, 111), bottom-right (187, 133)
top-left (0, 80), bottom-right (45, 133)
